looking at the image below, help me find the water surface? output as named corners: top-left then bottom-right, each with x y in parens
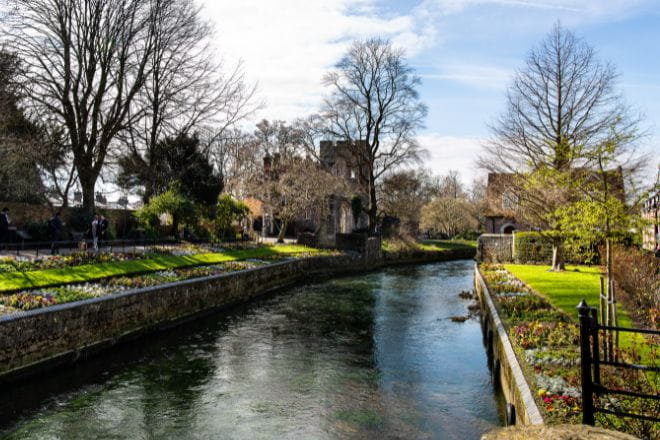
top-left (0, 259), bottom-right (504, 439)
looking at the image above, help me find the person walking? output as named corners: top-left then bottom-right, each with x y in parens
top-left (99, 215), bottom-right (109, 249)
top-left (0, 208), bottom-right (9, 251)
top-left (91, 214), bottom-right (100, 251)
top-left (48, 212), bottom-right (64, 255)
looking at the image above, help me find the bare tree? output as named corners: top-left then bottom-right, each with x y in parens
top-left (118, 0), bottom-right (258, 201)
top-left (438, 170), bottom-right (467, 199)
top-left (479, 23), bottom-right (641, 270)
top-left (378, 169), bottom-right (437, 236)
top-left (322, 38), bottom-right (427, 234)
top-left (421, 197), bottom-right (477, 239)
top-left (8, 0), bottom-right (157, 216)
top-left (36, 127), bottom-right (78, 207)
top-left (209, 128), bottom-right (261, 199)
top-left (256, 157), bottom-right (347, 242)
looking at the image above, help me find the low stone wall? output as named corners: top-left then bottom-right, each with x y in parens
top-left (0, 250), bottom-right (472, 383)
top-left (477, 234), bottom-right (513, 262)
top-left (474, 264), bottom-right (543, 426)
top-left (0, 255), bottom-right (355, 383)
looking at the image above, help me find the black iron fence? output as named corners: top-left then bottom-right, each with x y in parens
top-left (577, 299), bottom-right (660, 425)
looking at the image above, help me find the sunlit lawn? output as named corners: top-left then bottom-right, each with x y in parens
top-left (418, 239), bottom-right (477, 251)
top-left (0, 245), bottom-right (325, 292)
top-left (382, 238), bottom-right (476, 252)
top-left (504, 264), bottom-right (633, 327)
top-left (504, 264), bottom-right (643, 350)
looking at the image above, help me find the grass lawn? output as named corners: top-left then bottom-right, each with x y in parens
top-left (418, 239), bottom-right (477, 251)
top-left (504, 264), bottom-right (633, 328)
top-left (382, 238), bottom-right (476, 253)
top-left (0, 245), bottom-right (324, 292)
top-left (503, 264), bottom-right (650, 355)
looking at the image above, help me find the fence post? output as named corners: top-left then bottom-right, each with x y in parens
top-left (578, 299), bottom-right (595, 425)
top-left (590, 307), bottom-right (601, 387)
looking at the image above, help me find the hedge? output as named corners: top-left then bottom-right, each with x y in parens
top-left (513, 231), bottom-right (599, 264)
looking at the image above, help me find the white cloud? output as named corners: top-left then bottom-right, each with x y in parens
top-left (420, 0), bottom-right (654, 17)
top-left (415, 134), bottom-right (487, 183)
top-left (201, 0), bottom-right (435, 122)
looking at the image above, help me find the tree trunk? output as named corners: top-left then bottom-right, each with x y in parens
top-left (368, 174), bottom-right (378, 235)
top-left (551, 242), bottom-right (565, 271)
top-left (277, 219), bottom-right (287, 243)
top-left (80, 176), bottom-right (96, 219)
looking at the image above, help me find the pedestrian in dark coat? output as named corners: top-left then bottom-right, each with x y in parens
top-left (99, 215), bottom-right (109, 248)
top-left (49, 212), bottom-right (64, 255)
top-left (0, 208), bottom-right (9, 250)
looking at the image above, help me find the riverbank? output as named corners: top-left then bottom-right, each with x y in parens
top-left (0, 246), bottom-right (475, 385)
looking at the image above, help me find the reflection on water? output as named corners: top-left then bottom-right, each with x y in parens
top-left (0, 259), bottom-right (504, 439)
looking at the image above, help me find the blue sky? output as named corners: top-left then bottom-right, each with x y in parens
top-left (203, 0), bottom-right (660, 184)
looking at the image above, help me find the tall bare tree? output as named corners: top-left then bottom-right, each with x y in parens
top-left (8, 0), bottom-right (157, 215)
top-left (118, 0), bottom-right (258, 201)
top-left (479, 23), bottom-right (641, 270)
top-left (322, 38), bottom-right (427, 234)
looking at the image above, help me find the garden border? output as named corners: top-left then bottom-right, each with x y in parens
top-left (474, 263), bottom-right (544, 426)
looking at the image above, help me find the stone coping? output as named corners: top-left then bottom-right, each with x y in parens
top-left (0, 258), bottom-right (304, 324)
top-left (481, 424), bottom-right (638, 440)
top-left (475, 263), bottom-right (544, 425)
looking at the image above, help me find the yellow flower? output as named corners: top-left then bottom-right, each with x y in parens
top-left (537, 389), bottom-right (547, 396)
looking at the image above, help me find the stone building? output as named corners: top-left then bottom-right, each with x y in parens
top-left (317, 140), bottom-right (369, 245)
top-left (483, 173), bottom-right (522, 234)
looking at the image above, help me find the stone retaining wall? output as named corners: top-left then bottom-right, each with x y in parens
top-left (477, 234), bottom-right (514, 262)
top-left (0, 249), bottom-right (473, 384)
top-left (474, 264), bottom-right (543, 426)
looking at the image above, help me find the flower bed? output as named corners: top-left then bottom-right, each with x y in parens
top-left (0, 260), bottom-right (272, 314)
top-left (0, 252), bottom-right (146, 274)
top-left (480, 263), bottom-right (658, 439)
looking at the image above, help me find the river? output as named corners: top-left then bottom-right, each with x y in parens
top-left (0, 259), bottom-right (504, 439)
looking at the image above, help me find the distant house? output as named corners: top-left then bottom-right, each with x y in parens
top-left (484, 173), bottom-right (522, 234)
top-left (642, 191), bottom-right (659, 252)
top-left (483, 169), bottom-right (626, 235)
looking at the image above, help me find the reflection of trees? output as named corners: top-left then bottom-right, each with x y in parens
top-left (137, 352), bottom-right (216, 437)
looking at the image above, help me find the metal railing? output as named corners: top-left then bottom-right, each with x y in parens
top-left (577, 299), bottom-right (660, 425)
